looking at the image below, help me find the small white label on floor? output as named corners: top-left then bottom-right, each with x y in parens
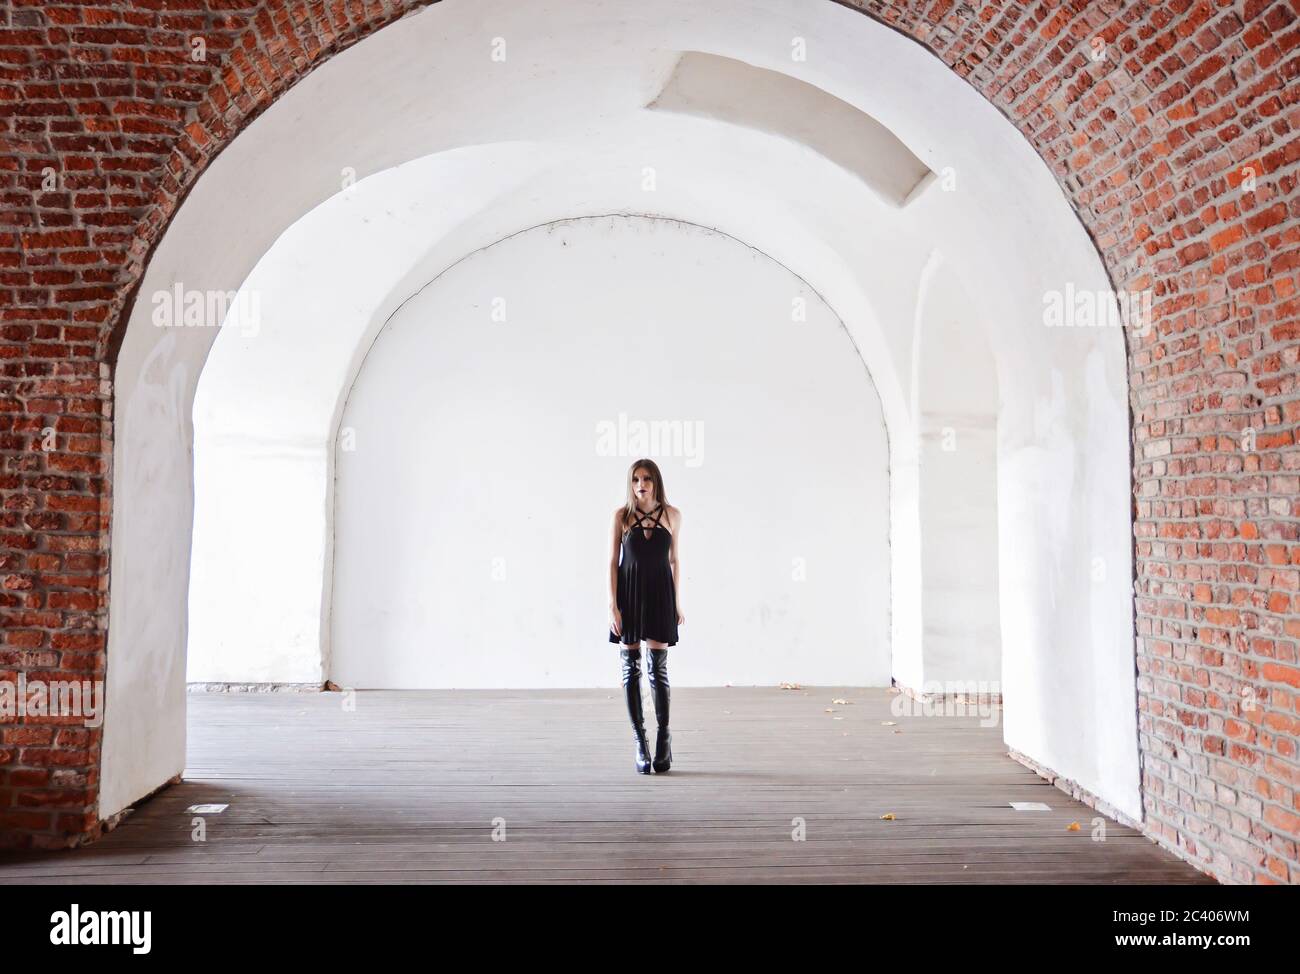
top-left (1009, 801), bottom-right (1051, 811)
top-left (186, 804), bottom-right (229, 813)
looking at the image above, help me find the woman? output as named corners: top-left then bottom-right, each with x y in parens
top-left (608, 458), bottom-right (684, 774)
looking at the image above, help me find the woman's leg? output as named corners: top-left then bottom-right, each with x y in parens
top-left (619, 641), bottom-right (652, 774)
top-left (645, 641), bottom-right (671, 772)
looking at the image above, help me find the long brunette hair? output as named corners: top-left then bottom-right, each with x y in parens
top-left (621, 458), bottom-right (668, 529)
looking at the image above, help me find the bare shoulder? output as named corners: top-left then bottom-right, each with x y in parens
top-left (665, 504), bottom-right (683, 530)
top-left (612, 505), bottom-right (627, 526)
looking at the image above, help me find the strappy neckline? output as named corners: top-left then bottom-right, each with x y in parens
top-left (625, 503), bottom-right (668, 541)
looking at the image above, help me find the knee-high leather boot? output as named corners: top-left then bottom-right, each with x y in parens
top-left (620, 647), bottom-right (652, 774)
top-left (646, 648), bottom-right (672, 773)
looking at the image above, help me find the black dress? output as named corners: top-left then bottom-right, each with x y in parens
top-left (608, 503), bottom-right (679, 646)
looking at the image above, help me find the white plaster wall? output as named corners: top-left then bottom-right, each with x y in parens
top-left (103, 0), bottom-right (1141, 822)
top-left (914, 258), bottom-right (1001, 685)
top-left (188, 440), bottom-right (329, 683)
top-left (331, 215), bottom-right (891, 687)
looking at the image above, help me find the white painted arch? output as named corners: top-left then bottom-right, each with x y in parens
top-left (327, 213), bottom-right (893, 688)
top-left (103, 0), bottom-right (1139, 823)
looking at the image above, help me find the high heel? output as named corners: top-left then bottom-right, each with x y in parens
top-left (620, 647), bottom-right (652, 774)
top-left (646, 648), bottom-right (672, 773)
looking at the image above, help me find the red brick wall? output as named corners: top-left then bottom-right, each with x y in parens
top-left (0, 0), bottom-right (1296, 884)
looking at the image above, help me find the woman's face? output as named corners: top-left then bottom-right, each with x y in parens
top-left (632, 468), bottom-right (655, 504)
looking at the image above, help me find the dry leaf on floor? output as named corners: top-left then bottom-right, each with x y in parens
top-left (1067, 822), bottom-right (1082, 831)
top-left (880, 813), bottom-right (896, 820)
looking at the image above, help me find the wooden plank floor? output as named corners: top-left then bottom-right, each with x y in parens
top-left (0, 688), bottom-right (1212, 884)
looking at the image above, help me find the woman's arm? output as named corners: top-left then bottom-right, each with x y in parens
top-left (669, 507), bottom-right (684, 623)
top-left (608, 507), bottom-right (624, 633)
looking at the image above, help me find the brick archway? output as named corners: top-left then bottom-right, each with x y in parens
top-left (3, 1), bottom-right (1297, 884)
